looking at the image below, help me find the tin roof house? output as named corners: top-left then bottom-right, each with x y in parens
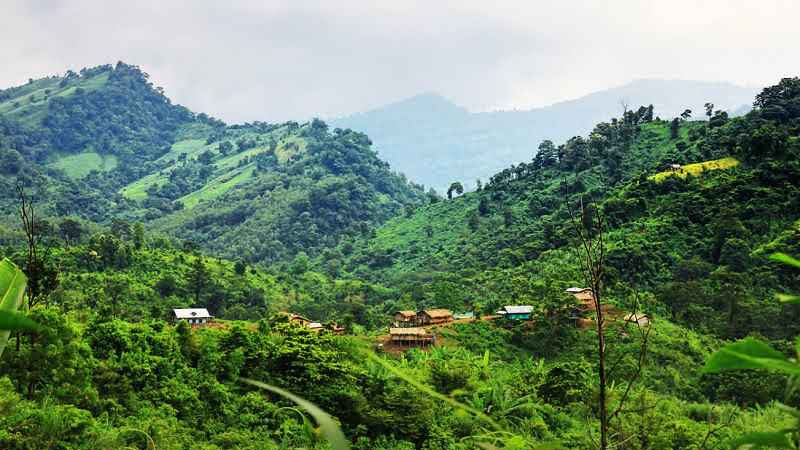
top-left (499, 305), bottom-right (533, 320)
top-left (173, 308), bottom-right (213, 326)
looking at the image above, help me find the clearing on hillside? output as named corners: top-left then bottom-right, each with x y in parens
top-left (649, 157), bottom-right (740, 182)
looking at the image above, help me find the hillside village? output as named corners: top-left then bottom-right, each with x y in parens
top-left (1, 55), bottom-right (799, 449)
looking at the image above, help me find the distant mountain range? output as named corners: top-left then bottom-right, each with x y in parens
top-left (331, 79), bottom-right (759, 191)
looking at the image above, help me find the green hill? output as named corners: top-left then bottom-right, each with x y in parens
top-left (337, 80), bottom-right (800, 342)
top-left (0, 63), bottom-right (425, 262)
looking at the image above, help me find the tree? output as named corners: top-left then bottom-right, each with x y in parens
top-left (502, 207), bottom-right (513, 228)
top-left (468, 211), bottom-right (480, 232)
top-left (0, 149), bottom-right (23, 174)
top-left (754, 77), bottom-right (800, 119)
top-left (234, 260), bottom-right (247, 276)
top-left (564, 182), bottom-right (651, 450)
top-left (290, 252), bottom-right (310, 275)
top-left (446, 182), bottom-right (463, 200)
top-left (17, 183), bottom-right (59, 312)
top-left (188, 256), bottom-right (210, 305)
top-left (132, 223), bottom-right (145, 250)
top-left (111, 218), bottom-right (131, 240)
top-left (704, 102), bottom-right (714, 118)
top-left (477, 197), bottom-right (490, 217)
top-left (669, 118), bottom-right (680, 139)
top-left (58, 219), bottom-right (84, 246)
top-left (643, 104), bottom-right (654, 122)
top-left (680, 109), bottom-right (692, 120)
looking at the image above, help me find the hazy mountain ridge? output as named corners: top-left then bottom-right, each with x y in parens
top-left (331, 79), bottom-right (758, 191)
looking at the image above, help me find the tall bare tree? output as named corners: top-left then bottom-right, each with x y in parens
top-left (16, 182), bottom-right (58, 311)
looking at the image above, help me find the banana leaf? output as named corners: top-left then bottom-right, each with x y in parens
top-left (0, 258), bottom-right (28, 357)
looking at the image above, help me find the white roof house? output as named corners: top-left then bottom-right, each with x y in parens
top-left (565, 287), bottom-right (591, 294)
top-left (173, 308), bottom-right (213, 320)
top-left (502, 305), bottom-right (533, 314)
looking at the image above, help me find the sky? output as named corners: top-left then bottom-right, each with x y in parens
top-left (2, 0), bottom-right (799, 123)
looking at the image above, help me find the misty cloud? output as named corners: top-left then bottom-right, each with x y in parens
top-left (2, 0), bottom-right (799, 123)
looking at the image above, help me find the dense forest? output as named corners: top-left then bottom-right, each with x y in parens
top-left (0, 63), bottom-right (426, 262)
top-left (1, 65), bottom-right (800, 449)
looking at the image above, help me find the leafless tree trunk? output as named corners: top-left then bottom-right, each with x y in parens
top-left (565, 181), bottom-right (656, 449)
top-left (565, 188), bottom-right (610, 450)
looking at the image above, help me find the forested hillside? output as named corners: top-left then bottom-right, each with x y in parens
top-left (1, 66), bottom-right (800, 449)
top-left (0, 63), bottom-right (426, 262)
top-left (331, 80), bottom-right (757, 191)
top-left (338, 78), bottom-right (800, 342)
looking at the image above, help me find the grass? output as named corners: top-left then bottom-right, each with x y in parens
top-left (0, 72), bottom-right (110, 125)
top-left (649, 157), bottom-right (740, 182)
top-left (49, 152), bottom-right (118, 178)
top-left (178, 165), bottom-right (256, 209)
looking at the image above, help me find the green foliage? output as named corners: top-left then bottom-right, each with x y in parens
top-left (0, 258), bottom-right (27, 357)
top-left (241, 377), bottom-right (351, 450)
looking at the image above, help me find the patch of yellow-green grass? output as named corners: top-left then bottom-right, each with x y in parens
top-left (122, 139), bottom-right (212, 200)
top-left (154, 138), bottom-right (210, 164)
top-left (215, 146), bottom-right (269, 171)
top-left (120, 172), bottom-right (167, 200)
top-left (275, 136), bottom-right (307, 163)
top-left (0, 72), bottom-right (110, 124)
top-left (649, 157), bottom-right (740, 182)
top-left (49, 152), bottom-right (118, 178)
top-left (178, 165), bottom-right (256, 209)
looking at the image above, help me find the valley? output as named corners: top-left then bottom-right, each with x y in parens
top-left (0, 64), bottom-right (799, 449)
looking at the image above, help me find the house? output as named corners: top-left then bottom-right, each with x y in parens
top-left (389, 327), bottom-right (435, 346)
top-left (307, 322), bottom-right (324, 332)
top-left (394, 310), bottom-right (417, 327)
top-left (566, 287), bottom-right (597, 311)
top-left (173, 308), bottom-right (213, 326)
top-left (288, 313), bottom-right (312, 327)
top-left (417, 309), bottom-right (453, 325)
top-left (499, 305), bottom-right (533, 321)
top-left (624, 313), bottom-right (651, 327)
top-left (453, 311), bottom-right (475, 320)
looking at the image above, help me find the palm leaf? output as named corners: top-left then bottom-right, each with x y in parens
top-left (0, 258), bottom-right (28, 358)
top-left (239, 377), bottom-right (350, 450)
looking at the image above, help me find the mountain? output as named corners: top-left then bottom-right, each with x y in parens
top-left (335, 77), bottom-right (800, 342)
top-left (1, 65), bottom-right (799, 449)
top-left (331, 79), bottom-right (759, 191)
top-left (0, 63), bottom-right (426, 262)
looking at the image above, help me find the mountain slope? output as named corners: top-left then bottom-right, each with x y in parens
top-left (0, 63), bottom-right (425, 262)
top-left (331, 80), bottom-right (758, 191)
top-left (335, 78), bottom-right (800, 341)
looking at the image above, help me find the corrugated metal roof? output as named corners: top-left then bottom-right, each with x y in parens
top-left (173, 308), bottom-right (212, 319)
top-left (566, 287), bottom-right (591, 293)
top-left (308, 322), bottom-right (324, 329)
top-left (503, 305), bottom-right (533, 314)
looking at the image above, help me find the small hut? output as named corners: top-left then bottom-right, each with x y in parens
top-left (624, 313), bottom-right (651, 327)
top-left (288, 314), bottom-right (312, 327)
top-left (566, 287), bottom-right (597, 311)
top-left (417, 309), bottom-right (453, 326)
top-left (389, 327), bottom-right (435, 346)
top-left (307, 322), bottom-right (324, 332)
top-left (173, 308), bottom-right (213, 327)
top-left (394, 310), bottom-right (417, 327)
top-left (500, 305), bottom-right (533, 321)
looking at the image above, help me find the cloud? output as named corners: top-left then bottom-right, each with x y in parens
top-left (1, 0), bottom-right (798, 122)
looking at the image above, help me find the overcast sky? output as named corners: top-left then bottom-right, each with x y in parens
top-left (3, 0), bottom-right (799, 123)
